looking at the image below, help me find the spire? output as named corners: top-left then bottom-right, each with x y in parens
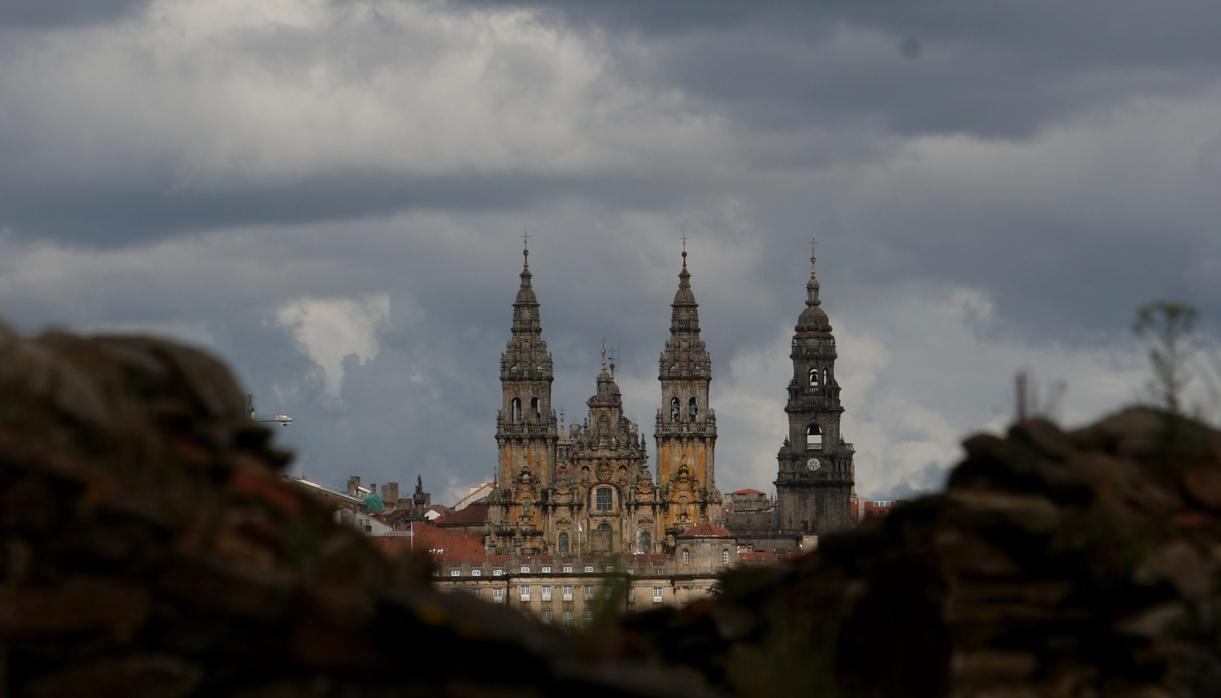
top-left (512, 235), bottom-right (540, 332)
top-left (797, 237), bottom-right (830, 332)
top-left (806, 247), bottom-right (821, 308)
top-left (672, 238), bottom-right (698, 312)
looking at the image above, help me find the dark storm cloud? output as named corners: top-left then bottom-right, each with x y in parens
top-left (454, 0), bottom-right (1221, 137)
top-left (0, 0), bottom-right (150, 28)
top-left (0, 170), bottom-right (715, 246)
top-left (3, 0), bottom-right (1220, 502)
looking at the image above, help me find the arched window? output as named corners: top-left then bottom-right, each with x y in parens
top-left (530, 396), bottom-right (541, 419)
top-left (688, 397), bottom-right (698, 421)
top-left (806, 423), bottom-right (823, 450)
top-left (558, 531), bottom-right (569, 554)
top-left (682, 549), bottom-right (690, 564)
top-left (640, 531), bottom-right (651, 552)
top-left (510, 397), bottom-right (521, 423)
top-left (808, 367), bottom-right (819, 387)
top-left (595, 487), bottom-right (612, 511)
top-left (824, 368), bottom-right (830, 386)
top-left (670, 397), bottom-right (680, 421)
top-left (721, 549), bottom-right (730, 564)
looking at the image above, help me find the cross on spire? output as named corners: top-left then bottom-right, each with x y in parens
top-left (522, 225), bottom-right (531, 260)
top-left (810, 235), bottom-right (818, 258)
top-left (681, 227), bottom-right (688, 266)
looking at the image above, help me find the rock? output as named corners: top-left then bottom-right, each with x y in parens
top-left (612, 408), bottom-right (1221, 697)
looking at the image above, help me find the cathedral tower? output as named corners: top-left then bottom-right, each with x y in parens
top-left (655, 246), bottom-right (721, 534)
top-left (490, 243), bottom-right (557, 549)
top-left (775, 246), bottom-right (855, 534)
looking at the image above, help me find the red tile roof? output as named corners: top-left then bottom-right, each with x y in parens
top-left (434, 502), bottom-right (489, 527)
top-left (676, 521), bottom-right (734, 539)
top-left (369, 522), bottom-right (485, 561)
top-left (731, 488), bottom-right (766, 495)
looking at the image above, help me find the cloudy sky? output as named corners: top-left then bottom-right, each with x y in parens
top-left (2, 0), bottom-right (1219, 503)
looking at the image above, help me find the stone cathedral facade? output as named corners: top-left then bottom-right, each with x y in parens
top-left (485, 242), bottom-right (855, 558)
top-left (486, 246), bottom-right (722, 556)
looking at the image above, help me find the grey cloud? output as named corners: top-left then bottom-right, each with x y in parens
top-left (3, 0), bottom-right (1219, 504)
top-left (0, 0), bottom-right (150, 28)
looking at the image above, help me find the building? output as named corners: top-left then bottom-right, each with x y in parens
top-left (774, 248), bottom-right (856, 535)
top-left (420, 521), bottom-right (738, 623)
top-left (315, 242), bottom-right (873, 620)
top-left (486, 243), bottom-right (722, 557)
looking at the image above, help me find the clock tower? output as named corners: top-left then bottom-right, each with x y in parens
top-left (775, 246), bottom-right (855, 534)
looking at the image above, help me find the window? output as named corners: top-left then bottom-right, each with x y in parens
top-left (688, 397), bottom-right (698, 421)
top-left (563, 585), bottom-right (573, 601)
top-left (558, 532), bottom-right (570, 555)
top-left (541, 586), bottom-right (552, 601)
top-left (542, 609), bottom-right (552, 623)
top-left (492, 588), bottom-right (505, 603)
top-left (652, 586), bottom-right (663, 603)
top-left (604, 566), bottom-right (613, 573)
top-left (628, 587), bottom-right (636, 602)
top-left (562, 564), bottom-right (572, 574)
top-left (584, 565), bottom-right (594, 573)
top-left (493, 568), bottom-right (504, 577)
top-left (640, 531), bottom-right (651, 551)
top-left (450, 568), bottom-right (460, 577)
top-left (564, 609), bottom-right (573, 627)
top-left (471, 569), bottom-right (482, 577)
top-left (584, 585), bottom-right (595, 601)
top-left (806, 423), bottom-right (823, 450)
top-left (682, 549), bottom-right (690, 565)
top-left (808, 367), bottom-right (819, 386)
top-left (530, 396), bottom-right (541, 419)
top-left (670, 396), bottom-right (680, 421)
top-left (722, 550), bottom-right (730, 564)
top-left (541, 565), bottom-right (551, 574)
top-left (824, 368), bottom-right (830, 386)
top-left (520, 585), bottom-right (531, 602)
top-left (595, 487), bottom-right (612, 511)
top-left (521, 565), bottom-right (531, 574)
top-left (510, 397), bottom-right (521, 423)
top-left (583, 610), bottom-right (593, 626)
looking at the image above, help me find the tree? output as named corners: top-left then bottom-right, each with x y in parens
top-left (1133, 302), bottom-right (1197, 415)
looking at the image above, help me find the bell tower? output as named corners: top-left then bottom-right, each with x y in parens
top-left (655, 244), bottom-right (721, 533)
top-left (775, 244), bottom-right (855, 534)
top-left (495, 241), bottom-right (557, 492)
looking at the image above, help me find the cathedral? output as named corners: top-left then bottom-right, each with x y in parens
top-left (485, 241), bottom-right (854, 557)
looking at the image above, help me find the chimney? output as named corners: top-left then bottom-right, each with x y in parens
top-left (383, 482), bottom-right (399, 505)
top-left (347, 476), bottom-right (361, 498)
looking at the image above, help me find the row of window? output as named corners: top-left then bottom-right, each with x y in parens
top-left (449, 563), bottom-right (620, 577)
top-left (484, 585), bottom-right (666, 605)
top-left (807, 367), bottom-right (832, 387)
top-left (507, 396), bottom-right (543, 423)
top-left (667, 396), bottom-right (701, 422)
top-left (679, 549), bottom-right (732, 564)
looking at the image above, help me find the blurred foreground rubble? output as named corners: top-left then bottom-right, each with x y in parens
top-left (2, 324), bottom-right (1219, 697)
top-left (622, 411), bottom-right (1221, 697)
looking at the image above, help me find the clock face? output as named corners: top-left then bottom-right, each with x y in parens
top-left (806, 457), bottom-right (820, 472)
